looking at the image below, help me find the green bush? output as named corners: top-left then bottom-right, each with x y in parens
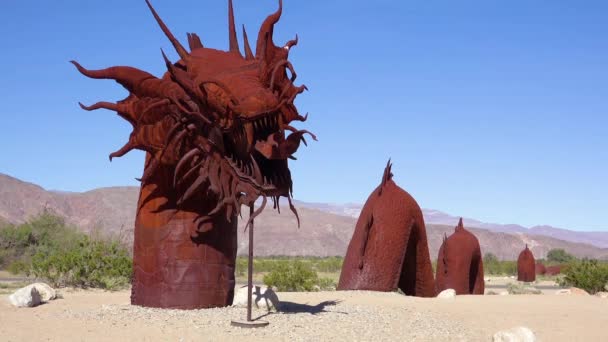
top-left (28, 235), bottom-right (132, 289)
top-left (314, 256), bottom-right (344, 273)
top-left (484, 253), bottom-right (499, 264)
top-left (547, 249), bottom-right (575, 264)
top-left (0, 249), bottom-right (5, 267)
top-left (235, 256), bottom-right (344, 279)
top-left (263, 260), bottom-right (320, 292)
top-left (316, 277), bottom-right (337, 291)
top-left (0, 211), bottom-right (132, 290)
top-left (7, 260), bottom-right (29, 275)
top-left (506, 283), bottom-right (541, 295)
top-left (236, 257), bottom-right (248, 277)
top-left (558, 259), bottom-right (608, 294)
top-left (482, 253), bottom-right (517, 275)
top-left (500, 261), bottom-right (517, 275)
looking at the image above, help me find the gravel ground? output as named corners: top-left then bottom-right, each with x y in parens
top-left (55, 291), bottom-right (472, 342)
top-left (2, 286), bottom-right (607, 341)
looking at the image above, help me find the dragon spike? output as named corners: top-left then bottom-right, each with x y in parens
top-left (284, 34), bottom-right (298, 50)
top-left (244, 196), bottom-right (267, 232)
top-left (145, 0), bottom-right (189, 60)
top-left (78, 101), bottom-right (117, 112)
top-left (379, 158), bottom-right (393, 195)
top-left (242, 25), bottom-right (254, 59)
top-left (70, 61), bottom-right (156, 94)
top-left (79, 101), bottom-right (136, 127)
top-left (187, 33), bottom-right (204, 50)
top-left (109, 139), bottom-right (137, 161)
top-left (256, 0), bottom-right (282, 59)
top-left (160, 48), bottom-right (173, 68)
top-left (228, 0), bottom-right (241, 55)
top-left (456, 217), bottom-right (464, 231)
top-left (287, 195), bottom-right (300, 228)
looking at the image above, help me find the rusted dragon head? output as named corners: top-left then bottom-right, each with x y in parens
top-left (72, 0), bottom-right (314, 229)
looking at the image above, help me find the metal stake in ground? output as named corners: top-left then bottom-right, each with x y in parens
top-left (231, 205), bottom-right (269, 328)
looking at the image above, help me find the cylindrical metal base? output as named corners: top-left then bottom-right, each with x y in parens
top-left (131, 213), bottom-right (237, 309)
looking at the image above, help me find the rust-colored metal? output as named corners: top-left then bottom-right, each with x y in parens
top-left (247, 205), bottom-right (254, 322)
top-left (435, 218), bottom-right (485, 295)
top-left (73, 0), bottom-right (313, 309)
top-left (517, 245), bottom-right (536, 282)
top-left (536, 262), bottom-right (564, 276)
top-left (337, 160), bottom-right (436, 297)
top-left (545, 264), bottom-right (564, 276)
top-left (230, 206), bottom-right (269, 328)
top-left (535, 262), bottom-right (547, 275)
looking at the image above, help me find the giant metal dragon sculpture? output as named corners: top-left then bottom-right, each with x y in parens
top-left (435, 218), bottom-right (485, 295)
top-left (338, 161), bottom-right (436, 297)
top-left (517, 244), bottom-right (536, 282)
top-left (72, 0), bottom-right (314, 309)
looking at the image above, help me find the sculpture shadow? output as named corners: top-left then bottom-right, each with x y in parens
top-left (279, 300), bottom-right (344, 315)
top-left (253, 299), bottom-right (345, 321)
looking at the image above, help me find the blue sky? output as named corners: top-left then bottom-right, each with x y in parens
top-left (0, 1), bottom-right (606, 231)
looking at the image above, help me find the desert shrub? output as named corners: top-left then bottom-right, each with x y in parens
top-left (484, 253), bottom-right (498, 264)
top-left (254, 258), bottom-right (281, 273)
top-left (482, 253), bottom-right (517, 275)
top-left (483, 253), bottom-right (500, 275)
top-left (500, 261), bottom-right (517, 275)
top-left (0, 223), bottom-right (32, 269)
top-left (314, 256), bottom-right (344, 273)
top-left (6, 260), bottom-right (29, 275)
top-left (506, 283), bottom-right (541, 295)
top-left (236, 256), bottom-right (344, 278)
top-left (29, 235), bottom-right (132, 289)
top-left (316, 277), bottom-right (337, 291)
top-left (558, 259), bottom-right (608, 294)
top-left (263, 260), bottom-right (319, 292)
top-left (0, 211), bottom-right (82, 269)
top-left (0, 223), bottom-right (32, 251)
top-left (0, 249), bottom-right (5, 267)
top-left (546, 249), bottom-right (575, 264)
top-left (236, 257), bottom-right (248, 277)
top-left (0, 211), bottom-right (132, 290)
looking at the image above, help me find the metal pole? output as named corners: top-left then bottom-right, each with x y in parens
top-left (247, 204), bottom-right (254, 322)
top-left (231, 203), bottom-right (268, 328)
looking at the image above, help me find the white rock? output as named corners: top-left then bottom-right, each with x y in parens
top-left (437, 289), bottom-right (456, 299)
top-left (232, 285), bottom-right (280, 311)
top-left (499, 291), bottom-right (509, 296)
top-left (492, 326), bottom-right (536, 342)
top-left (28, 283), bottom-right (57, 301)
top-left (556, 287), bottom-right (590, 296)
top-left (569, 287), bottom-right (590, 296)
top-left (8, 286), bottom-right (42, 308)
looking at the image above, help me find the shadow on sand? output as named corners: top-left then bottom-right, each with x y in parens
top-left (253, 300), bottom-right (345, 321)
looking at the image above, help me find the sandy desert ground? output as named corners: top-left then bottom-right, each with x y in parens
top-left (1, 279), bottom-right (607, 342)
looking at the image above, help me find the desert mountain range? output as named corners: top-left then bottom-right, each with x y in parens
top-left (1, 173), bottom-right (607, 260)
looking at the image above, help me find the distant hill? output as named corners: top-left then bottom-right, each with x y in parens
top-left (1, 172), bottom-right (607, 260)
top-left (297, 202), bottom-right (608, 248)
